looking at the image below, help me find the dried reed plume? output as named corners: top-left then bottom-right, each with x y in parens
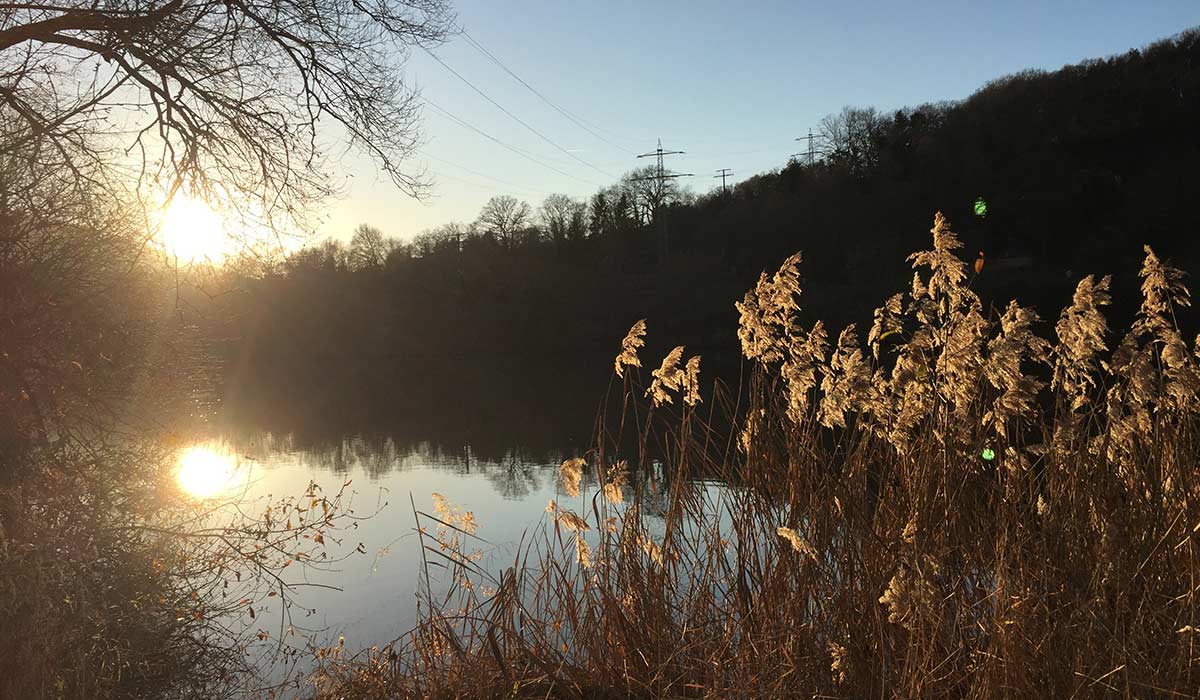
top-left (647, 345), bottom-right (686, 407)
top-left (682, 355), bottom-right (702, 406)
top-left (559, 457), bottom-right (585, 498)
top-left (546, 500), bottom-right (590, 532)
top-left (1053, 274), bottom-right (1112, 411)
top-left (776, 526), bottom-right (818, 563)
top-left (575, 534), bottom-right (592, 569)
top-left (615, 319), bottom-right (647, 377)
top-left (602, 461), bottom-right (627, 505)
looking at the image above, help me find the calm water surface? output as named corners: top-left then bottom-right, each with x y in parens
top-left (198, 431), bottom-right (574, 659)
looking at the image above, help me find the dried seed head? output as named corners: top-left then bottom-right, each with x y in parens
top-left (683, 355), bottom-right (702, 406)
top-left (647, 345), bottom-right (685, 406)
top-left (869, 294), bottom-right (905, 360)
top-left (555, 508), bottom-right (590, 533)
top-left (640, 535), bottom-right (664, 566)
top-left (559, 458), bottom-right (585, 498)
top-left (983, 301), bottom-right (1050, 433)
top-left (602, 461), bottom-right (627, 505)
top-left (1139, 245), bottom-right (1191, 318)
top-left (828, 641), bottom-right (848, 685)
top-left (819, 325), bottom-right (875, 429)
top-left (935, 303), bottom-right (988, 417)
top-left (1053, 274), bottom-right (1111, 411)
top-left (615, 319), bottom-right (647, 377)
top-left (777, 526), bottom-right (818, 562)
top-left (782, 322), bottom-right (828, 424)
top-left (907, 213), bottom-right (972, 313)
top-left (736, 253), bottom-right (804, 363)
top-left (879, 557), bottom-right (939, 631)
top-left (575, 534), bottom-right (592, 569)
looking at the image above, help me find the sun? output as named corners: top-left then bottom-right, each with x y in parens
top-left (158, 194), bottom-right (229, 263)
top-left (176, 443), bottom-right (247, 499)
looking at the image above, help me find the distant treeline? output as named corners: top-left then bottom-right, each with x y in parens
top-left (216, 29), bottom-right (1200, 437)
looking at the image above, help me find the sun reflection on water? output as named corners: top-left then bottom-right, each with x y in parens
top-left (175, 443), bottom-right (247, 499)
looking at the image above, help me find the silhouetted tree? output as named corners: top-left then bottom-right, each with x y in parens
top-left (540, 194), bottom-right (575, 245)
top-left (588, 192), bottom-right (611, 239)
top-left (540, 193), bottom-right (589, 248)
top-left (286, 239), bottom-right (349, 274)
top-left (819, 106), bottom-right (883, 174)
top-left (622, 165), bottom-right (682, 224)
top-left (412, 221), bottom-right (468, 258)
top-left (476, 195), bottom-right (532, 249)
top-left (348, 223), bottom-right (394, 270)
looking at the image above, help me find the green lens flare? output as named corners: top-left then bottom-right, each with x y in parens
top-left (974, 197), bottom-right (988, 217)
top-left (981, 447), bottom-right (996, 461)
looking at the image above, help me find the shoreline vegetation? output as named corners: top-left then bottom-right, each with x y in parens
top-left (309, 214), bottom-right (1200, 698)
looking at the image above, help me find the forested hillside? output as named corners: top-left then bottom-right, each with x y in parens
top-left (219, 30), bottom-right (1200, 439)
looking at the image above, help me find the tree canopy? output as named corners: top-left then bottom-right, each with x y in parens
top-left (0, 0), bottom-right (453, 230)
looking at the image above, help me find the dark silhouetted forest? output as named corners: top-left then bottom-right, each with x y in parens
top-left (215, 30), bottom-right (1200, 440)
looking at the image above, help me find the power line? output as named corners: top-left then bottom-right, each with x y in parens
top-left (633, 139), bottom-right (692, 183)
top-left (714, 168), bottom-right (733, 194)
top-left (421, 96), bottom-right (586, 182)
top-left (430, 169), bottom-right (542, 198)
top-left (730, 159), bottom-right (783, 175)
top-left (418, 94), bottom-right (603, 188)
top-left (459, 31), bottom-right (637, 158)
top-left (793, 129), bottom-right (827, 166)
top-left (704, 145), bottom-right (787, 157)
top-left (631, 139), bottom-right (692, 260)
top-left (419, 151), bottom-right (544, 197)
top-left (420, 46), bottom-right (617, 180)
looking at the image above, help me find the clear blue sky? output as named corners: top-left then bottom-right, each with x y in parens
top-left (319, 0), bottom-right (1200, 242)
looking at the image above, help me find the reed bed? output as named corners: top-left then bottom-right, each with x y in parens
top-left (314, 213), bottom-right (1200, 698)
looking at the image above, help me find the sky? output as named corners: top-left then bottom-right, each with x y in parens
top-left (316, 0), bottom-right (1200, 243)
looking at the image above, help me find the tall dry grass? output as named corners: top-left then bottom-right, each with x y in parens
top-left (315, 213), bottom-right (1200, 698)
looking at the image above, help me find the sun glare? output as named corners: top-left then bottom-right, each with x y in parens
top-left (176, 444), bottom-right (247, 499)
top-left (159, 194), bottom-right (228, 263)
